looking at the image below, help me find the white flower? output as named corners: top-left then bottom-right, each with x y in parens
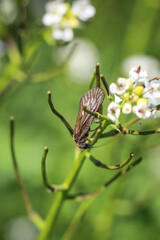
top-left (143, 80), bottom-right (160, 99)
top-left (42, 1), bottom-right (68, 26)
top-left (122, 103), bottom-right (132, 114)
top-left (121, 55), bottom-right (160, 79)
top-left (133, 103), bottom-right (151, 119)
top-left (109, 78), bottom-right (130, 95)
top-left (129, 67), bottom-right (148, 84)
top-left (107, 102), bottom-right (120, 122)
top-left (72, 0), bottom-right (96, 22)
top-left (52, 27), bottom-right (74, 41)
top-left (114, 94), bottom-right (122, 103)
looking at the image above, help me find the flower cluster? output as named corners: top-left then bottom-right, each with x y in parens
top-left (42, 0), bottom-right (96, 42)
top-left (107, 66), bottom-right (160, 122)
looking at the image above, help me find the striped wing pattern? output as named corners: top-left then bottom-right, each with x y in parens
top-left (73, 88), bottom-right (105, 148)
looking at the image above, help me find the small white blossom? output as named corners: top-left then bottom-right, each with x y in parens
top-left (52, 27), bottom-right (74, 41)
top-left (109, 78), bottom-right (130, 95)
top-left (122, 103), bottom-right (132, 114)
top-left (121, 55), bottom-right (160, 79)
top-left (107, 102), bottom-right (120, 122)
top-left (42, 0), bottom-right (96, 42)
top-left (42, 1), bottom-right (67, 26)
top-left (129, 67), bottom-right (148, 84)
top-left (143, 80), bottom-right (160, 99)
top-left (114, 94), bottom-right (122, 103)
top-left (72, 0), bottom-right (96, 21)
top-left (133, 103), bottom-right (151, 119)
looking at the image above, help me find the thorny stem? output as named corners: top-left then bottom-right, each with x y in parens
top-left (47, 91), bottom-right (73, 136)
top-left (10, 117), bottom-right (44, 230)
top-left (86, 152), bottom-right (134, 170)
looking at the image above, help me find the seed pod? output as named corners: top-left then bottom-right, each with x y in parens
top-left (73, 88), bottom-right (105, 149)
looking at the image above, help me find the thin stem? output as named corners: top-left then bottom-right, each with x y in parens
top-left (41, 147), bottom-right (66, 192)
top-left (86, 152), bottom-right (134, 170)
top-left (38, 148), bottom-right (88, 240)
top-left (88, 69), bottom-right (96, 90)
top-left (10, 117), bottom-right (44, 230)
top-left (123, 117), bottom-right (140, 128)
top-left (61, 200), bottom-right (93, 240)
top-left (83, 105), bottom-right (112, 122)
top-left (121, 127), bottom-right (160, 135)
top-left (100, 117), bottom-right (140, 138)
top-left (47, 91), bottom-right (73, 136)
top-left (100, 74), bottom-right (110, 96)
top-left (67, 157), bottom-right (142, 201)
top-left (96, 62), bottom-right (100, 88)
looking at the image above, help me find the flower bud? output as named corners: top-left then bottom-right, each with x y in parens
top-left (123, 92), bottom-right (130, 101)
top-left (137, 98), bottom-right (148, 105)
top-left (133, 86), bottom-right (144, 96)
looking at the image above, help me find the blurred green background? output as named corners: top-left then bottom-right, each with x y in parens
top-left (1, 0), bottom-right (160, 239)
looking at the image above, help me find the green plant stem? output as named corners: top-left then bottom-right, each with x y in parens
top-left (86, 152), bottom-right (134, 170)
top-left (96, 62), bottom-right (100, 87)
top-left (47, 91), bottom-right (73, 136)
top-left (61, 200), bottom-right (93, 240)
top-left (121, 127), bottom-right (160, 135)
top-left (100, 117), bottom-right (140, 138)
top-left (68, 157), bottom-right (142, 201)
top-left (41, 147), bottom-right (67, 192)
top-left (10, 117), bottom-right (44, 230)
top-left (38, 148), bottom-right (88, 240)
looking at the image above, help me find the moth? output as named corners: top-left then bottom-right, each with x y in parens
top-left (73, 87), bottom-right (105, 149)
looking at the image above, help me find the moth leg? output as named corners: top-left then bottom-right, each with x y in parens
top-left (87, 152), bottom-right (134, 170)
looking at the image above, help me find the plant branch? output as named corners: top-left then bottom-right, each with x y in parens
top-left (67, 157), bottom-right (142, 201)
top-left (38, 148), bottom-right (88, 240)
top-left (100, 117), bottom-right (140, 138)
top-left (61, 200), bottom-right (93, 240)
top-left (10, 117), bottom-right (44, 230)
top-left (121, 127), bottom-right (160, 135)
top-left (41, 146), bottom-right (67, 193)
top-left (88, 68), bottom-right (96, 90)
top-left (86, 152), bottom-right (134, 170)
top-left (83, 105), bottom-right (112, 122)
top-left (96, 62), bottom-right (100, 87)
top-left (47, 91), bottom-right (73, 136)
top-left (100, 74), bottom-right (110, 96)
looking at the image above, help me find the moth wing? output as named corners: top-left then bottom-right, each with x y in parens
top-left (73, 88), bottom-right (105, 140)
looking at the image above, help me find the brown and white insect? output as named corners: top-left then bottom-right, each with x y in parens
top-left (73, 87), bottom-right (105, 149)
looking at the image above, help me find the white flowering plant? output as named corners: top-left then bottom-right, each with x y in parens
top-left (107, 65), bottom-right (160, 123)
top-left (9, 62), bottom-right (160, 240)
top-left (42, 0), bottom-right (96, 42)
